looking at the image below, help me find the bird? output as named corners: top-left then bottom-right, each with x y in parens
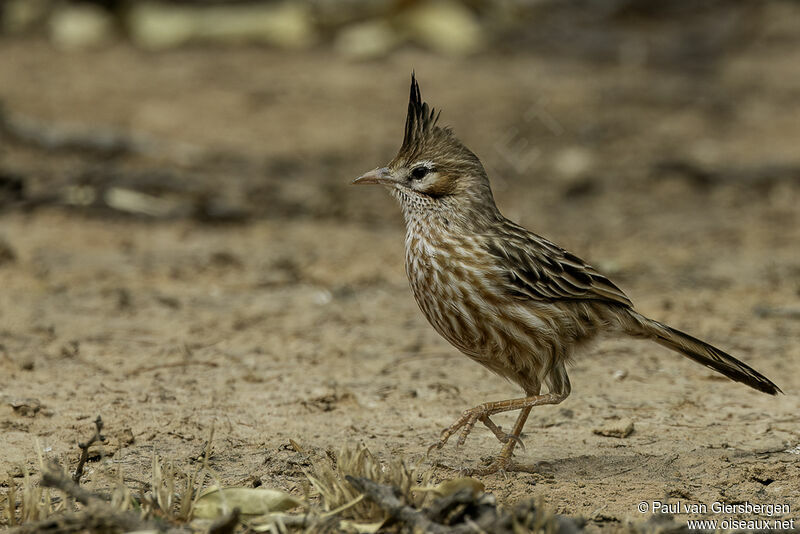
top-left (352, 74), bottom-right (781, 475)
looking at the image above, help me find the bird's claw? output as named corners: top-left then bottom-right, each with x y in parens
top-left (427, 406), bottom-right (486, 454)
top-left (478, 414), bottom-right (526, 450)
top-left (464, 458), bottom-right (540, 476)
top-left (498, 432), bottom-right (525, 451)
top-left (425, 441), bottom-right (443, 458)
top-left (456, 415), bottom-right (479, 447)
top-left (462, 456), bottom-right (510, 476)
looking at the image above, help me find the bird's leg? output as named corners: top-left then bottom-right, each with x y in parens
top-left (427, 392), bottom-right (567, 462)
top-left (467, 406), bottom-right (532, 476)
top-left (479, 415), bottom-right (525, 450)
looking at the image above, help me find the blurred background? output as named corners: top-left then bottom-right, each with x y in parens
top-left (1, 0), bottom-right (799, 524)
top-left (1, 0), bottom-right (799, 226)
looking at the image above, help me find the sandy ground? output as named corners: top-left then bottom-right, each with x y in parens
top-left (0, 33), bottom-right (799, 530)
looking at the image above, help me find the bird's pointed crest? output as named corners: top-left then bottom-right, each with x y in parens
top-left (402, 73), bottom-right (441, 153)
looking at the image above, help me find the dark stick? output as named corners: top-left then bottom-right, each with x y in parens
top-left (208, 507), bottom-right (241, 534)
top-left (345, 476), bottom-right (455, 534)
top-left (44, 463), bottom-right (103, 507)
top-left (36, 464), bottom-right (154, 532)
top-left (73, 416), bottom-right (105, 483)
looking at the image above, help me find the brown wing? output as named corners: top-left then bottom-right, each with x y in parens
top-left (484, 224), bottom-right (633, 308)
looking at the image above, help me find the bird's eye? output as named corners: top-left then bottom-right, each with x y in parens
top-left (410, 166), bottom-right (431, 180)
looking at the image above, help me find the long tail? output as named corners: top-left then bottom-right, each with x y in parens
top-left (619, 309), bottom-right (781, 395)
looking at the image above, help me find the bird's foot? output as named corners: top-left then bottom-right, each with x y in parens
top-left (463, 455), bottom-right (511, 476)
top-left (480, 415), bottom-right (525, 451)
top-left (427, 405), bottom-right (489, 455)
top-left (426, 407), bottom-right (528, 458)
top-left (463, 458), bottom-right (540, 476)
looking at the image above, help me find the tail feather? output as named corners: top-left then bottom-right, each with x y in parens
top-left (621, 310), bottom-right (781, 395)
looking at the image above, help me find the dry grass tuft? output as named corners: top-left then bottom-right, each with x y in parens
top-left (3, 441), bottom-right (61, 527)
top-left (0, 423), bottom-right (213, 532)
top-left (1, 432), bottom-right (599, 533)
top-left (141, 452), bottom-right (205, 522)
top-left (305, 443), bottom-right (432, 524)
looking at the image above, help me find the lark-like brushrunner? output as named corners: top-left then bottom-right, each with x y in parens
top-left (353, 74), bottom-right (781, 475)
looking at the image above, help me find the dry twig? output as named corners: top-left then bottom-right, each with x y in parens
top-left (208, 507), bottom-right (241, 534)
top-left (13, 464), bottom-right (157, 534)
top-left (44, 463), bottom-right (103, 507)
top-left (346, 476), bottom-right (454, 534)
top-left (73, 416), bottom-right (105, 483)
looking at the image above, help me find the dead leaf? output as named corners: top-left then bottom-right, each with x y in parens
top-left (339, 519), bottom-right (386, 533)
top-left (192, 486), bottom-right (303, 519)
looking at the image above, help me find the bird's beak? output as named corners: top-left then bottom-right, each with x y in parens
top-left (352, 167), bottom-right (395, 186)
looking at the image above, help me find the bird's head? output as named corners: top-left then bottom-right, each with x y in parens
top-left (353, 74), bottom-right (497, 221)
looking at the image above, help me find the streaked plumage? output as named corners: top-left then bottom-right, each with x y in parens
top-left (354, 74), bottom-right (780, 474)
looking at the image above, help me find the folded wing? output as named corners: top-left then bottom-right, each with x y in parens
top-left (484, 224), bottom-right (633, 308)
